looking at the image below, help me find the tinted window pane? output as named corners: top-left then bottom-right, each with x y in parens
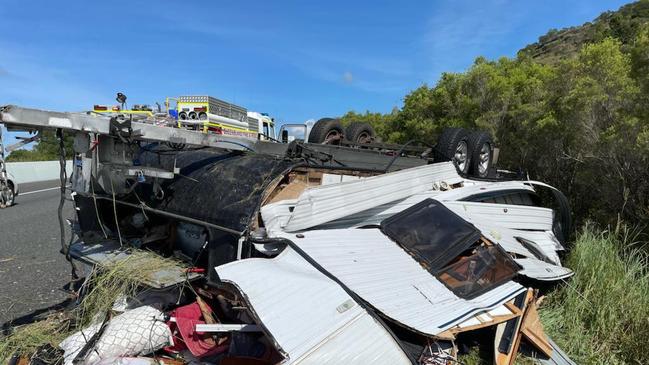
top-left (381, 199), bottom-right (481, 271)
top-left (437, 245), bottom-right (521, 299)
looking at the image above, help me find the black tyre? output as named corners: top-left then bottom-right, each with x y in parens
top-left (179, 112), bottom-right (187, 120)
top-left (436, 127), bottom-right (471, 174)
top-left (188, 111), bottom-right (197, 120)
top-left (199, 112), bottom-right (208, 120)
top-left (308, 118), bottom-right (344, 144)
top-left (467, 131), bottom-right (493, 178)
top-left (345, 122), bottom-right (375, 144)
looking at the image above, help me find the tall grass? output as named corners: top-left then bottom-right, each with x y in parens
top-left (541, 224), bottom-right (649, 364)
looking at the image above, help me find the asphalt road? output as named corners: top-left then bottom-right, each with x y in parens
top-left (0, 180), bottom-right (75, 325)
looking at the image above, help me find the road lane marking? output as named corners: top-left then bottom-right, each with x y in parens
top-left (20, 186), bottom-right (60, 195)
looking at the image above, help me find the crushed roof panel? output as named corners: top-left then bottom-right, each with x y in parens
top-left (277, 228), bottom-right (525, 335)
top-left (216, 248), bottom-right (411, 364)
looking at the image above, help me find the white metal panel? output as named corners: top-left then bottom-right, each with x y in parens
top-left (260, 199), bottom-right (296, 236)
top-left (477, 224), bottom-right (562, 264)
top-left (216, 248), bottom-right (410, 365)
top-left (315, 190), bottom-right (444, 229)
top-left (321, 173), bottom-right (343, 185)
top-left (434, 180), bottom-right (536, 201)
top-left (443, 201), bottom-right (554, 231)
top-left (284, 162), bottom-right (462, 232)
top-left (276, 228), bottom-right (525, 335)
top-left (515, 258), bottom-right (573, 281)
top-left (314, 189), bottom-right (552, 232)
top-left (341, 175), bottom-right (361, 182)
top-left (262, 199), bottom-right (566, 271)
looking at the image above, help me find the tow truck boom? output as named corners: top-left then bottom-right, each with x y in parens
top-left (0, 105), bottom-right (257, 152)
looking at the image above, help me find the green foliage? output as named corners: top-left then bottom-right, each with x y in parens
top-left (339, 109), bottom-right (398, 142)
top-left (5, 130), bottom-right (74, 162)
top-left (341, 23), bottom-right (649, 227)
top-left (540, 225), bottom-right (649, 365)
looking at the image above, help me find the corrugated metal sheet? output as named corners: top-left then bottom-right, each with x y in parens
top-left (276, 228), bottom-right (525, 335)
top-left (477, 224), bottom-right (563, 265)
top-left (266, 179), bottom-right (542, 231)
top-left (443, 201), bottom-right (554, 232)
top-left (260, 171), bottom-right (568, 281)
top-left (284, 162), bottom-right (462, 232)
top-left (433, 180), bottom-right (537, 201)
top-left (314, 190), bottom-right (444, 230)
top-left (262, 202), bottom-right (569, 280)
top-left (216, 248), bottom-right (411, 365)
top-left (261, 199), bottom-right (297, 236)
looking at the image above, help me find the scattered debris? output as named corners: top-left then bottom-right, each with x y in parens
top-left (59, 306), bottom-right (171, 364)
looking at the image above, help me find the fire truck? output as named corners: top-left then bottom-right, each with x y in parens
top-left (93, 95), bottom-right (277, 141)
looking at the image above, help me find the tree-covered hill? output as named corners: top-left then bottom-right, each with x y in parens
top-left (520, 0), bottom-right (649, 63)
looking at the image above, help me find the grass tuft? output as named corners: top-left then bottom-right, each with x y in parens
top-left (0, 316), bottom-right (72, 360)
top-left (541, 224), bottom-right (649, 365)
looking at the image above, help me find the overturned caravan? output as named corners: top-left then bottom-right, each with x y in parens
top-left (1, 105), bottom-right (574, 365)
top-left (63, 146), bottom-right (573, 365)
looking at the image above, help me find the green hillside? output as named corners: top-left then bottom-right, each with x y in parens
top-left (520, 0), bottom-right (649, 63)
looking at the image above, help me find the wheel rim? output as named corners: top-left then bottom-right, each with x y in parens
top-left (356, 132), bottom-right (371, 144)
top-left (454, 141), bottom-right (468, 172)
top-left (324, 130), bottom-right (341, 145)
top-left (478, 143), bottom-right (491, 175)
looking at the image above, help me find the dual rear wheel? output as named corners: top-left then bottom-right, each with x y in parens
top-left (307, 119), bottom-right (376, 145)
top-left (436, 128), bottom-right (493, 178)
top-left (306, 119), bottom-right (493, 178)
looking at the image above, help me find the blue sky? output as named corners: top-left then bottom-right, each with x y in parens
top-left (0, 0), bottom-right (631, 145)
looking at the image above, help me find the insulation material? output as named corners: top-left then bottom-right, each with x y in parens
top-left (60, 306), bottom-right (172, 365)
